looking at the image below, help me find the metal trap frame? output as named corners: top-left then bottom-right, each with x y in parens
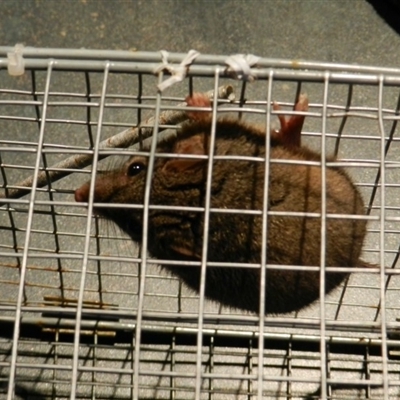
top-left (1, 46), bottom-right (400, 399)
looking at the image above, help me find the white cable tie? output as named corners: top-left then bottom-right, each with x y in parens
top-left (154, 49), bottom-right (200, 92)
top-left (225, 54), bottom-right (260, 82)
top-left (7, 43), bottom-right (25, 76)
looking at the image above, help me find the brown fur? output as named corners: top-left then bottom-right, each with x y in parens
top-left (75, 96), bottom-right (367, 314)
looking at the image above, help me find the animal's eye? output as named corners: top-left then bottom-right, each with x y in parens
top-left (127, 162), bottom-right (146, 177)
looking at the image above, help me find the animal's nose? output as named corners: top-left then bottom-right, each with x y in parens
top-left (74, 185), bottom-right (89, 203)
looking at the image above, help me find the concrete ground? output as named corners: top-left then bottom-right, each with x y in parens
top-left (0, 0), bottom-right (399, 67)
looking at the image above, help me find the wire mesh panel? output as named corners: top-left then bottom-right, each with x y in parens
top-left (1, 47), bottom-right (400, 399)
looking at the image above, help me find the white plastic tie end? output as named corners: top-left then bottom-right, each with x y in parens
top-left (8, 44), bottom-right (25, 76)
top-left (225, 54), bottom-right (260, 82)
top-left (154, 49), bottom-right (200, 92)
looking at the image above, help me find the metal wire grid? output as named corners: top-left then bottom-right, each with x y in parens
top-left (1, 48), bottom-right (400, 399)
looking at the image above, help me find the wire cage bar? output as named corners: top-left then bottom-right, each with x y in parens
top-left (1, 46), bottom-right (400, 399)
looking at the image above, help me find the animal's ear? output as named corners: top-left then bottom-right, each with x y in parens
top-left (162, 134), bottom-right (209, 174)
top-left (185, 93), bottom-right (212, 122)
top-left (273, 94), bottom-right (308, 149)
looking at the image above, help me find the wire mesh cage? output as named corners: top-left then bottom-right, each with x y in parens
top-left (1, 46), bottom-right (400, 400)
